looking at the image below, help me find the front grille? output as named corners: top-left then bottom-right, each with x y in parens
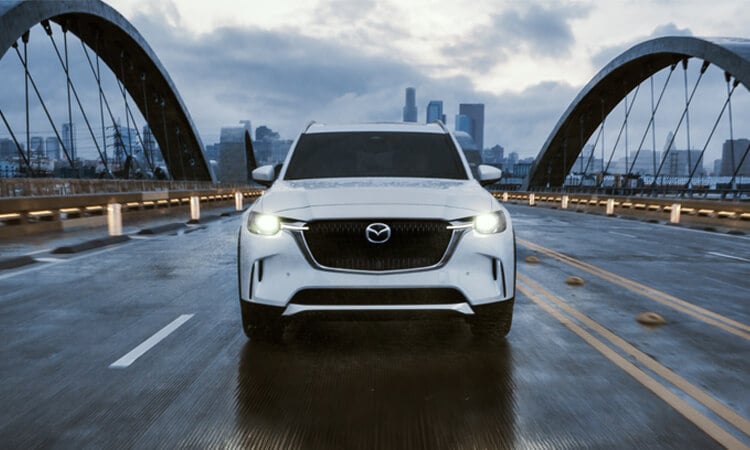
top-left (291, 288), bottom-right (467, 305)
top-left (302, 219), bottom-right (453, 271)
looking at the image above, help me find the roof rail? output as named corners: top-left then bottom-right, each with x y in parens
top-left (434, 120), bottom-right (450, 134)
top-left (303, 121), bottom-right (317, 132)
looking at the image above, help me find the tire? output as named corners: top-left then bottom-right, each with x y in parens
top-left (240, 301), bottom-right (284, 342)
top-left (469, 298), bottom-right (514, 341)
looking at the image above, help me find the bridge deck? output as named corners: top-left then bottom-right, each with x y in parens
top-left (0, 206), bottom-right (747, 448)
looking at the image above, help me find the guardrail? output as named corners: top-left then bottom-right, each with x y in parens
top-left (0, 185), bottom-right (262, 237)
top-left (524, 185), bottom-right (750, 200)
top-left (494, 191), bottom-right (750, 231)
top-left (0, 178), bottom-right (243, 197)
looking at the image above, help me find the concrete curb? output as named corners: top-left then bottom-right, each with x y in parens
top-left (0, 255), bottom-right (36, 271)
top-left (137, 223), bottom-right (186, 235)
top-left (52, 235), bottom-right (131, 254)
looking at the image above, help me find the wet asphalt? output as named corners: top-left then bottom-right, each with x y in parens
top-left (0, 205), bottom-right (747, 449)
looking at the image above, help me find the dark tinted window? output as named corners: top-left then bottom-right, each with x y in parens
top-left (284, 132), bottom-right (468, 180)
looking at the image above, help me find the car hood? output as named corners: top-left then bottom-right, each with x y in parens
top-left (254, 178), bottom-right (497, 220)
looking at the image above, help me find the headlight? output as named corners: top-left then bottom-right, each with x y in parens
top-left (247, 212), bottom-right (281, 235)
top-left (473, 211), bottom-right (506, 234)
top-left (447, 211), bottom-right (507, 234)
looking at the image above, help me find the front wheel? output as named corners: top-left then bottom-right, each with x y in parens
top-left (469, 298), bottom-right (514, 341)
top-left (240, 301), bottom-right (285, 342)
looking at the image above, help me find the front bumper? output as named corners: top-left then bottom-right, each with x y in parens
top-left (238, 220), bottom-right (515, 317)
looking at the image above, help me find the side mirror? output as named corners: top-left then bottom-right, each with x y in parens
top-left (477, 164), bottom-right (502, 186)
top-left (252, 165), bottom-right (277, 187)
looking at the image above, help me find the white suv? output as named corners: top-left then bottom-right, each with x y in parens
top-left (238, 122), bottom-right (515, 341)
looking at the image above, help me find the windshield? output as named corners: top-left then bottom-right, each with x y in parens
top-left (284, 132), bottom-right (469, 180)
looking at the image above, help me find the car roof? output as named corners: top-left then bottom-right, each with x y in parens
top-left (304, 122), bottom-right (448, 135)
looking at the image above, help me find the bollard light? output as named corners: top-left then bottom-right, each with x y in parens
top-left (502, 192), bottom-right (509, 202)
top-left (670, 203), bottom-right (681, 224)
top-left (107, 203), bottom-right (122, 236)
top-left (235, 192), bottom-right (243, 211)
top-left (561, 195), bottom-right (569, 209)
top-left (529, 193), bottom-right (536, 206)
top-left (606, 199), bottom-right (615, 216)
top-left (190, 196), bottom-right (200, 222)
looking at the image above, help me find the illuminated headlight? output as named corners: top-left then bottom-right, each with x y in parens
top-left (474, 211), bottom-right (506, 234)
top-left (247, 212), bottom-right (281, 235)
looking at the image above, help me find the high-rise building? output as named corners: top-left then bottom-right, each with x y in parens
top-left (62, 123), bottom-right (76, 160)
top-left (458, 104), bottom-right (484, 150)
top-left (483, 144), bottom-right (504, 165)
top-left (663, 149), bottom-right (704, 177)
top-left (403, 87), bottom-right (417, 122)
top-left (45, 137), bottom-right (60, 161)
top-left (713, 159), bottom-right (722, 177)
top-left (218, 125), bottom-right (250, 183)
top-left (455, 114), bottom-right (472, 136)
top-left (721, 138), bottom-right (750, 176)
top-left (426, 100), bottom-right (445, 124)
top-left (0, 138), bottom-right (16, 161)
top-left (29, 136), bottom-right (44, 159)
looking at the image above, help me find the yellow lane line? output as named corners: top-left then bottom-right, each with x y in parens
top-left (519, 273), bottom-right (750, 437)
top-left (517, 278), bottom-right (750, 449)
top-left (518, 238), bottom-right (750, 340)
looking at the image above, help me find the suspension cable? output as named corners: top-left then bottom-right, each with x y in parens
top-left (628, 64), bottom-right (676, 176)
top-left (652, 60), bottom-right (710, 188)
top-left (42, 21), bottom-right (109, 174)
top-left (682, 59), bottom-right (692, 182)
top-left (726, 73), bottom-right (736, 182)
top-left (114, 57), bottom-right (154, 173)
top-left (728, 74), bottom-right (749, 188)
top-left (95, 32), bottom-right (108, 173)
top-left (578, 101), bottom-right (606, 187)
top-left (119, 51), bottom-right (134, 174)
top-left (11, 41), bottom-right (75, 168)
top-left (23, 31), bottom-right (30, 170)
top-left (0, 108), bottom-right (33, 173)
top-left (685, 76), bottom-right (739, 187)
top-left (79, 39), bottom-right (131, 162)
top-left (598, 84), bottom-right (641, 188)
top-left (160, 98), bottom-right (172, 180)
top-left (62, 22), bottom-right (75, 164)
top-left (140, 73), bottom-right (156, 171)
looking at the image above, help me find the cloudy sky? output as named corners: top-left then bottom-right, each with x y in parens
top-left (2, 0), bottom-right (749, 163)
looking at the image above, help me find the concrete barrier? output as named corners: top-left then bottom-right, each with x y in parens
top-left (491, 190), bottom-right (749, 232)
top-left (0, 188), bottom-right (263, 238)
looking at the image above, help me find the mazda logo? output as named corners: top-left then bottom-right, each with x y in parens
top-left (365, 222), bottom-right (391, 244)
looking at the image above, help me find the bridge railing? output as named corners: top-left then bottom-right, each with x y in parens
top-left (0, 179), bottom-right (262, 237)
top-left (494, 191), bottom-right (750, 230)
top-left (0, 178), bottom-right (242, 198)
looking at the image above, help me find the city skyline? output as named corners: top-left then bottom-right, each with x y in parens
top-left (0, 0), bottom-right (748, 172)
top-left (99, 0), bottom-right (747, 161)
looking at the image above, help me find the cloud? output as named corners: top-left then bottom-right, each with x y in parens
top-left (128, 16), bottom-right (432, 142)
top-left (442, 3), bottom-right (591, 70)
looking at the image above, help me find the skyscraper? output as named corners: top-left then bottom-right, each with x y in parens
top-left (45, 136), bottom-right (60, 161)
top-left (455, 114), bottom-right (473, 137)
top-left (458, 104), bottom-right (484, 150)
top-left (403, 87), bottom-right (417, 122)
top-left (62, 123), bottom-right (76, 161)
top-left (721, 138), bottom-right (750, 176)
top-left (218, 125), bottom-right (249, 183)
top-left (426, 100), bottom-right (445, 124)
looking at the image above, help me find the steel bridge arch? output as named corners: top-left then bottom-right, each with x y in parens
top-left (525, 36), bottom-right (750, 189)
top-left (0, 0), bottom-right (214, 181)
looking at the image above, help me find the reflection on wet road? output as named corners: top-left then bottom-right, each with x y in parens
top-left (0, 206), bottom-right (747, 448)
